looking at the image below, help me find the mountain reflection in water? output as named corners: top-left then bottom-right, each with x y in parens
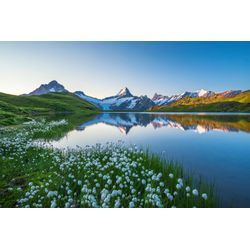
top-left (77, 112), bottom-right (250, 134)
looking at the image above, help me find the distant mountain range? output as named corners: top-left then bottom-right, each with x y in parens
top-left (26, 80), bottom-right (250, 111)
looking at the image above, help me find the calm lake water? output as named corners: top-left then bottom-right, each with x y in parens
top-left (51, 112), bottom-right (250, 207)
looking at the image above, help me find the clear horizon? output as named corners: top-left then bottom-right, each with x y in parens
top-left (0, 42), bottom-right (250, 98)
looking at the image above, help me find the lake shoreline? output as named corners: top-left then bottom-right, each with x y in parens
top-left (102, 111), bottom-right (250, 115)
top-left (0, 119), bottom-right (216, 208)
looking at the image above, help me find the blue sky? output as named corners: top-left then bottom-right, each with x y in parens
top-left (0, 42), bottom-right (249, 98)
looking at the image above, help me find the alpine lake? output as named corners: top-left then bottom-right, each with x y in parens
top-left (47, 112), bottom-right (250, 207)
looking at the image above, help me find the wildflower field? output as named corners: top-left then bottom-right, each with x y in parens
top-left (0, 119), bottom-right (216, 208)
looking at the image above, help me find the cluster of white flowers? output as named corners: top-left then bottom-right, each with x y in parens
top-left (22, 119), bottom-right (68, 137)
top-left (49, 119), bottom-right (68, 127)
top-left (0, 120), bottom-right (210, 208)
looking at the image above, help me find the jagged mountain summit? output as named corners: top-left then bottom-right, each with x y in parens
top-left (117, 87), bottom-right (133, 97)
top-left (196, 89), bottom-right (215, 97)
top-left (27, 80), bottom-right (68, 96)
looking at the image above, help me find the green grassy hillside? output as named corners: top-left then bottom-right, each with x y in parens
top-left (152, 91), bottom-right (250, 112)
top-left (0, 92), bottom-right (99, 126)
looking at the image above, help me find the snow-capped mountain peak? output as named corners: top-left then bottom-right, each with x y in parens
top-left (195, 89), bottom-right (215, 97)
top-left (117, 87), bottom-right (133, 97)
top-left (197, 88), bottom-right (208, 97)
top-left (27, 80), bottom-right (68, 96)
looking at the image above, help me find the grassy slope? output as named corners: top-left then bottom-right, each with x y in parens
top-left (151, 91), bottom-right (250, 112)
top-left (0, 92), bottom-right (99, 125)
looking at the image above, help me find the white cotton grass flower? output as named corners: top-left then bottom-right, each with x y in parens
top-left (202, 193), bottom-right (208, 200)
top-left (131, 189), bottom-right (136, 194)
top-left (115, 200), bottom-right (121, 208)
top-left (129, 201), bottom-right (135, 208)
top-left (185, 186), bottom-right (191, 192)
top-left (169, 173), bottom-right (174, 179)
top-left (164, 188), bottom-right (169, 194)
top-left (176, 184), bottom-right (182, 190)
top-left (167, 193), bottom-right (173, 201)
top-left (65, 202), bottom-right (71, 208)
top-left (192, 189), bottom-right (199, 196)
top-left (47, 191), bottom-right (58, 198)
top-left (177, 178), bottom-right (183, 184)
top-left (51, 200), bottom-right (57, 208)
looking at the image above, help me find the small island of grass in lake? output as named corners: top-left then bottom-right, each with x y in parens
top-left (0, 119), bottom-right (215, 208)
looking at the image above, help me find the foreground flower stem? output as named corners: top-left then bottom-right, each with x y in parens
top-left (0, 119), bottom-right (216, 208)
